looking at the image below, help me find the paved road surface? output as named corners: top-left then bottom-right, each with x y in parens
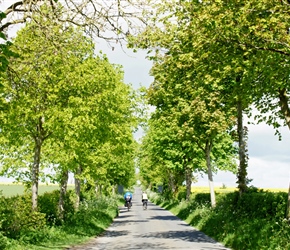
top-left (69, 188), bottom-right (231, 250)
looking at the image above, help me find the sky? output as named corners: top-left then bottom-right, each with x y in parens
top-left (1, 1), bottom-right (289, 189)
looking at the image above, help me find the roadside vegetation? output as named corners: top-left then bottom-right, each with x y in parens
top-left (0, 189), bottom-right (123, 250)
top-left (149, 188), bottom-right (290, 250)
top-left (1, 1), bottom-right (290, 249)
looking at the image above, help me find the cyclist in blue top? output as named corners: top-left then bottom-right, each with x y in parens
top-left (124, 191), bottom-right (133, 207)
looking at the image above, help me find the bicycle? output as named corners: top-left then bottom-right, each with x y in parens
top-left (125, 197), bottom-right (131, 211)
top-left (142, 199), bottom-right (148, 210)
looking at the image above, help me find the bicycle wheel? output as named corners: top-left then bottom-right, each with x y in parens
top-left (143, 201), bottom-right (147, 210)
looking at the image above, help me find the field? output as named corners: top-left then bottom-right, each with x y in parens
top-left (0, 184), bottom-right (287, 197)
top-left (191, 186), bottom-right (288, 193)
top-left (0, 183), bottom-right (74, 197)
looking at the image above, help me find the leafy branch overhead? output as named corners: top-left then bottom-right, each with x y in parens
top-left (1, 0), bottom-right (151, 42)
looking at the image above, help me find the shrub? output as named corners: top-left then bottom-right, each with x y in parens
top-left (151, 189), bottom-right (289, 250)
top-left (190, 192), bottom-right (211, 206)
top-left (0, 232), bottom-right (9, 250)
top-left (236, 191), bottom-right (287, 219)
top-left (38, 189), bottom-right (75, 226)
top-left (176, 186), bottom-right (186, 201)
top-left (0, 194), bottom-right (46, 239)
top-left (63, 196), bottom-right (118, 236)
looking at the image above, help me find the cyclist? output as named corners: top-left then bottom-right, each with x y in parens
top-left (124, 191), bottom-right (133, 207)
top-left (142, 191), bottom-right (148, 208)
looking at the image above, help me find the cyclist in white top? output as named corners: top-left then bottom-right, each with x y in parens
top-left (142, 191), bottom-right (148, 202)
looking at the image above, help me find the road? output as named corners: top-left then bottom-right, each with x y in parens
top-left (69, 188), bottom-right (231, 250)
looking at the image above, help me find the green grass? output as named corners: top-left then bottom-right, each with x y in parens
top-left (149, 190), bottom-right (290, 250)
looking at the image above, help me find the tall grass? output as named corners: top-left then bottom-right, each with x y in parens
top-left (149, 188), bottom-right (290, 250)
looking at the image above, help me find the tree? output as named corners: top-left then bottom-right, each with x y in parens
top-left (0, 17), bottom-right (93, 209)
top-left (130, 0), bottom-right (290, 196)
top-left (0, 5), bottom-right (137, 211)
top-left (0, 0), bottom-right (150, 43)
top-left (138, 117), bottom-right (188, 197)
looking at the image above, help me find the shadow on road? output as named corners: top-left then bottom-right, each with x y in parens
top-left (112, 219), bottom-right (148, 226)
top-left (102, 229), bottom-right (130, 237)
top-left (149, 215), bottom-right (181, 221)
top-left (146, 207), bottom-right (164, 211)
top-left (140, 230), bottom-right (217, 243)
top-left (127, 242), bottom-right (172, 249)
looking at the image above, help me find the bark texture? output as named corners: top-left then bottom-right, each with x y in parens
top-left (287, 182), bottom-right (290, 220)
top-left (74, 166), bottom-right (82, 210)
top-left (205, 140), bottom-right (216, 208)
top-left (185, 167), bottom-right (192, 201)
top-left (236, 99), bottom-right (248, 196)
top-left (32, 117), bottom-right (45, 211)
top-left (278, 88), bottom-right (290, 130)
top-left (58, 169), bottom-right (68, 220)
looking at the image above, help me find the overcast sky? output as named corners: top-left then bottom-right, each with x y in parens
top-left (96, 39), bottom-right (290, 189)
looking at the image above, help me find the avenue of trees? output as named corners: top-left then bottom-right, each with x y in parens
top-left (0, 0), bottom-right (289, 219)
top-left (131, 0), bottom-right (290, 217)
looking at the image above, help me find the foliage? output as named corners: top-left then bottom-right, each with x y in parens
top-left (0, 232), bottom-right (9, 250)
top-left (0, 191), bottom-right (119, 249)
top-left (63, 196), bottom-right (118, 236)
top-left (38, 189), bottom-right (75, 226)
top-left (131, 0), bottom-right (290, 200)
top-left (149, 190), bottom-right (289, 250)
top-left (0, 194), bottom-right (46, 240)
top-left (0, 4), bottom-right (138, 209)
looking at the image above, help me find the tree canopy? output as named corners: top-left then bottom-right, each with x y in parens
top-left (0, 6), bottom-right (137, 209)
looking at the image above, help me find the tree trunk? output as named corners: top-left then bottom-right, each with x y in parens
top-left (287, 181), bottom-right (290, 220)
top-left (278, 89), bottom-right (290, 220)
top-left (32, 136), bottom-right (42, 211)
top-left (236, 99), bottom-right (248, 196)
top-left (185, 167), bottom-right (192, 201)
top-left (112, 185), bottom-right (116, 195)
top-left (205, 140), bottom-right (216, 208)
top-left (95, 184), bottom-right (99, 197)
top-left (278, 88), bottom-right (290, 130)
top-left (31, 116), bottom-right (48, 211)
top-left (168, 171), bottom-right (176, 195)
top-left (74, 166), bottom-right (82, 210)
top-left (58, 169), bottom-right (68, 220)
top-left (100, 184), bottom-right (103, 196)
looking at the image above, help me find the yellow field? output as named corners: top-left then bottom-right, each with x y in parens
top-left (191, 186), bottom-right (288, 193)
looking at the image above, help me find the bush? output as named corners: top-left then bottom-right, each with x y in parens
top-left (151, 189), bottom-right (289, 250)
top-left (0, 194), bottom-right (46, 239)
top-left (38, 189), bottom-right (75, 226)
top-left (63, 196), bottom-right (118, 236)
top-left (0, 232), bottom-right (9, 250)
top-left (236, 191), bottom-right (287, 219)
top-left (176, 186), bottom-right (186, 201)
top-left (190, 192), bottom-right (211, 206)
top-left (0, 188), bottom-right (120, 249)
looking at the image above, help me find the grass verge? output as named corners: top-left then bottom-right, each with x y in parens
top-left (0, 194), bottom-right (122, 250)
top-left (149, 190), bottom-right (290, 250)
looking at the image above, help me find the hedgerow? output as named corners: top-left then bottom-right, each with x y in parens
top-left (149, 188), bottom-right (290, 250)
